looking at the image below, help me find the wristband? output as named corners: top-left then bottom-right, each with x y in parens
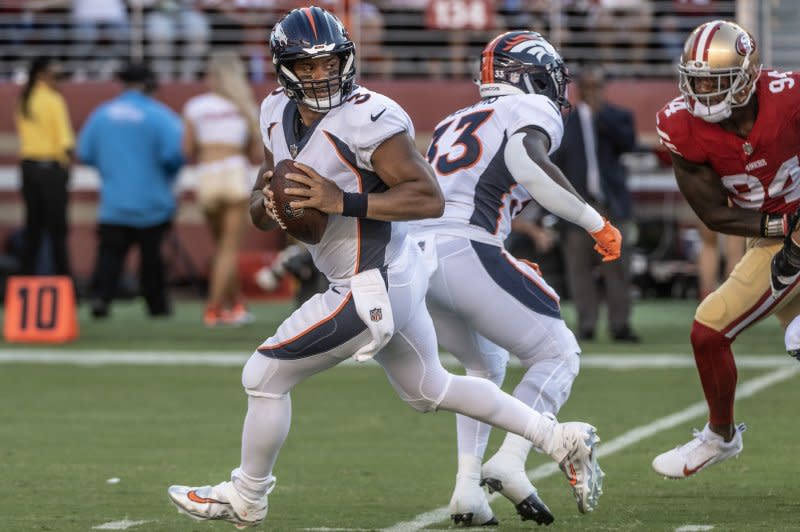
top-left (761, 213), bottom-right (789, 238)
top-left (342, 192), bottom-right (369, 218)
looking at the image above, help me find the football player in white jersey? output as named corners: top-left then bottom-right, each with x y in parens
top-left (167, 8), bottom-right (604, 529)
top-left (410, 31), bottom-right (621, 526)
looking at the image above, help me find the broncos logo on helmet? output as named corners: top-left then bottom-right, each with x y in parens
top-left (479, 31), bottom-right (570, 111)
top-left (269, 6), bottom-right (356, 112)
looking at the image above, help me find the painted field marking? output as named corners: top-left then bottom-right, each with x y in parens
top-left (302, 528), bottom-right (381, 531)
top-left (383, 365), bottom-right (800, 532)
top-left (6, 349), bottom-right (796, 531)
top-left (675, 526), bottom-right (715, 532)
top-left (92, 520), bottom-right (150, 530)
top-left (0, 350), bottom-right (795, 369)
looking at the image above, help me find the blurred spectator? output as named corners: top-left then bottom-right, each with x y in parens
top-left (77, 62), bottom-right (184, 318)
top-left (588, 0), bottom-right (653, 75)
top-left (655, 13), bottom-right (686, 65)
top-left (14, 56), bottom-right (75, 278)
top-left (359, 2), bottom-right (391, 79)
top-left (1, 1), bottom-right (69, 80)
top-left (139, 0), bottom-right (210, 81)
top-left (211, 0), bottom-right (279, 81)
top-left (182, 50), bottom-right (260, 327)
top-left (70, 0), bottom-right (130, 79)
top-left (254, 243), bottom-right (327, 307)
top-left (696, 223), bottom-right (745, 301)
top-left (552, 66), bottom-right (640, 342)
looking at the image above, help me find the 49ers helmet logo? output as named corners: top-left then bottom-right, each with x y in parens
top-left (735, 32), bottom-right (754, 56)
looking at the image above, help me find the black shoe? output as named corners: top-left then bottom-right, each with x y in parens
top-left (612, 327), bottom-right (640, 343)
top-left (91, 299), bottom-right (109, 319)
top-left (578, 329), bottom-right (595, 341)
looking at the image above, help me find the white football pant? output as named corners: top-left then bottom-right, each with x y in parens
top-left (422, 235), bottom-right (581, 459)
top-left (235, 241), bottom-right (565, 496)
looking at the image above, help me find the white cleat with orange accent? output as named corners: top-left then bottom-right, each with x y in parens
top-left (549, 421), bottom-right (604, 514)
top-left (167, 478), bottom-right (273, 529)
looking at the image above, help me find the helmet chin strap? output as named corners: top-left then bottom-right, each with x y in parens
top-left (301, 91), bottom-right (341, 112)
top-left (693, 98), bottom-right (732, 123)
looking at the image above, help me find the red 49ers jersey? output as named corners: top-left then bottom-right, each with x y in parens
top-left (656, 69), bottom-right (800, 215)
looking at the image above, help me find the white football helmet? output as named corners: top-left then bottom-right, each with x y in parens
top-left (678, 20), bottom-right (761, 123)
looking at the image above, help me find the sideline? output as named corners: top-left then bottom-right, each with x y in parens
top-left (0, 350), bottom-right (796, 369)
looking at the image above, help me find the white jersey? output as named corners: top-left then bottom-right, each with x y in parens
top-left (411, 93), bottom-right (564, 245)
top-left (183, 92), bottom-right (250, 148)
top-left (259, 86), bottom-right (414, 283)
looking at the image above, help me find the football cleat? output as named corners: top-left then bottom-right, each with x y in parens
top-left (224, 303), bottom-right (255, 326)
top-left (254, 266), bottom-right (280, 292)
top-left (480, 452), bottom-right (553, 525)
top-left (168, 481), bottom-right (268, 529)
top-left (449, 473), bottom-right (498, 527)
top-left (652, 423), bottom-right (746, 479)
top-left (550, 422), bottom-right (604, 514)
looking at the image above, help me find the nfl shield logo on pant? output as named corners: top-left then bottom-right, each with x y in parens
top-left (369, 307), bottom-right (382, 322)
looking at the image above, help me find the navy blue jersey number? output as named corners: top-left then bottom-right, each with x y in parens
top-left (426, 110), bottom-right (493, 175)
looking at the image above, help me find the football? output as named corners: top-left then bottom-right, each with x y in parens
top-left (268, 160), bottom-right (329, 245)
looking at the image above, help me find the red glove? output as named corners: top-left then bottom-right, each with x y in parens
top-left (589, 219), bottom-right (622, 262)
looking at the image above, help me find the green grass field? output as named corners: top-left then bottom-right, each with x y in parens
top-left (1, 299), bottom-right (798, 531)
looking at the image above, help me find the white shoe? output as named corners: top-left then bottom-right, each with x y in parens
top-left (254, 267), bottom-right (279, 292)
top-left (481, 452), bottom-right (553, 525)
top-left (550, 422), bottom-right (604, 514)
top-left (448, 473), bottom-right (497, 526)
top-left (652, 423), bottom-right (745, 479)
top-left (167, 480), bottom-right (270, 529)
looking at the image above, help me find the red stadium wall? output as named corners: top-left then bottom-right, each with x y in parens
top-left (0, 79), bottom-right (677, 280)
top-left (0, 78), bottom-right (676, 144)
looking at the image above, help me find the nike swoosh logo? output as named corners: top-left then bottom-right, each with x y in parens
top-left (187, 490), bottom-right (225, 504)
top-left (682, 457), bottom-right (713, 477)
top-left (370, 108), bottom-right (386, 122)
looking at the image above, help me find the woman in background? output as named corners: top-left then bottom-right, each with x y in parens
top-left (696, 222), bottom-right (745, 301)
top-left (15, 56), bottom-right (74, 278)
top-left (183, 50), bottom-right (261, 326)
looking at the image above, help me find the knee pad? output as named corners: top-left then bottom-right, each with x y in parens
top-left (518, 343), bottom-right (580, 376)
top-left (241, 352), bottom-right (286, 399)
top-left (403, 396), bottom-right (439, 413)
top-left (400, 371), bottom-right (453, 413)
top-left (465, 360), bottom-right (506, 387)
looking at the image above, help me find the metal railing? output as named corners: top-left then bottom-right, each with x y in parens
top-left (0, 0), bottom-right (740, 82)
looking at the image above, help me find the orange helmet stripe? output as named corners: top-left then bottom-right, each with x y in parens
top-left (481, 32), bottom-right (508, 84)
top-left (303, 7), bottom-right (318, 39)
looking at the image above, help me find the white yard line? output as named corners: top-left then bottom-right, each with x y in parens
top-left (92, 520), bottom-right (150, 530)
top-left (0, 350), bottom-right (796, 369)
top-left (675, 526), bottom-right (715, 532)
top-left (301, 529), bottom-right (379, 531)
top-left (383, 365), bottom-right (800, 532)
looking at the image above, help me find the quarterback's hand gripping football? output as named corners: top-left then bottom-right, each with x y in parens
top-left (589, 219), bottom-right (622, 262)
top-left (283, 162), bottom-right (344, 215)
